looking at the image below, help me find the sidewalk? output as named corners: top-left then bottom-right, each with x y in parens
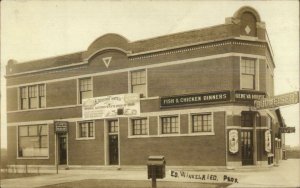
top-left (1, 159), bottom-right (299, 188)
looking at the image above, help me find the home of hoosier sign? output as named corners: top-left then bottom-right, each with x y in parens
top-left (160, 91), bottom-right (230, 107)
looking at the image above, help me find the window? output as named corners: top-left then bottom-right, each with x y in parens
top-left (18, 125), bottom-right (48, 158)
top-left (241, 58), bottom-right (256, 90)
top-left (20, 84), bottom-right (46, 110)
top-left (78, 121), bottom-right (94, 138)
top-left (161, 116), bottom-right (179, 134)
top-left (79, 78), bottom-right (92, 104)
top-left (131, 70), bottom-right (146, 98)
top-left (241, 112), bottom-right (254, 127)
top-left (131, 118), bottom-right (148, 135)
top-left (191, 113), bottom-right (212, 133)
top-left (108, 120), bottom-right (119, 133)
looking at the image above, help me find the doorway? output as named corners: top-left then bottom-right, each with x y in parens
top-left (58, 135), bottom-right (67, 165)
top-left (107, 120), bottom-right (119, 165)
top-left (241, 130), bottom-right (253, 165)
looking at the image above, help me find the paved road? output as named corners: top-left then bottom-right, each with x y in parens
top-left (1, 159), bottom-right (299, 188)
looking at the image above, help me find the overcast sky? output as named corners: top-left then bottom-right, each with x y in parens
top-left (1, 0), bottom-right (299, 147)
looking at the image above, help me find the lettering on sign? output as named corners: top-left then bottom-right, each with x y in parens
top-left (82, 93), bottom-right (140, 120)
top-left (54, 121), bottom-right (69, 134)
top-left (279, 127), bottom-right (296, 133)
top-left (160, 91), bottom-right (230, 107)
top-left (234, 90), bottom-right (266, 101)
top-left (169, 170), bottom-right (239, 184)
top-left (254, 91), bottom-right (299, 109)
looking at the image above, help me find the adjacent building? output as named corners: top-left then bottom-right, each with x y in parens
top-left (6, 6), bottom-right (285, 168)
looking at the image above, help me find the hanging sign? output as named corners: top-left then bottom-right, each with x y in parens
top-left (254, 91), bottom-right (299, 109)
top-left (228, 130), bottom-right (239, 154)
top-left (265, 130), bottom-right (271, 152)
top-left (279, 127), bottom-right (296, 133)
top-left (82, 93), bottom-right (140, 120)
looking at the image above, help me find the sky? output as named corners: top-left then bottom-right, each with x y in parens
top-left (1, 0), bottom-right (299, 148)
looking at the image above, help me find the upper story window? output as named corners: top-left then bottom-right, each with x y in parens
top-left (161, 116), bottom-right (179, 134)
top-left (79, 77), bottom-right (92, 104)
top-left (241, 58), bottom-right (256, 90)
top-left (20, 84), bottom-right (45, 110)
top-left (18, 124), bottom-right (48, 158)
top-left (191, 113), bottom-right (212, 133)
top-left (77, 121), bottom-right (94, 139)
top-left (131, 70), bottom-right (146, 98)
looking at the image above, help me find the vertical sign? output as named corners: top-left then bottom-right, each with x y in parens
top-left (229, 130), bottom-right (239, 154)
top-left (265, 130), bottom-right (271, 152)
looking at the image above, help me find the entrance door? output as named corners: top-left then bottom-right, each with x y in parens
top-left (109, 135), bottom-right (119, 165)
top-left (241, 130), bottom-right (253, 165)
top-left (59, 136), bottom-right (67, 165)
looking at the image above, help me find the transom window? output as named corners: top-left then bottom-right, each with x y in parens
top-left (18, 125), bottom-right (48, 157)
top-left (132, 118), bottom-right (148, 135)
top-left (161, 116), bottom-right (179, 134)
top-left (79, 78), bottom-right (92, 104)
top-left (241, 112), bottom-right (254, 127)
top-left (78, 121), bottom-right (94, 138)
top-left (241, 58), bottom-right (256, 90)
top-left (20, 84), bottom-right (46, 110)
top-left (108, 120), bottom-right (119, 133)
top-left (191, 113), bottom-right (212, 133)
top-left (131, 70), bottom-right (146, 98)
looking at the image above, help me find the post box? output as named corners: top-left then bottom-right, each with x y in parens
top-left (147, 156), bottom-right (166, 179)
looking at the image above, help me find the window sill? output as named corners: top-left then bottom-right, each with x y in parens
top-left (76, 137), bottom-right (95, 140)
top-left (128, 135), bottom-right (149, 138)
top-left (188, 132), bottom-right (215, 136)
top-left (17, 156), bottom-right (49, 160)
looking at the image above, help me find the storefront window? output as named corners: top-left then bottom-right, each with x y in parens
top-left (241, 112), bottom-right (254, 127)
top-left (18, 125), bottom-right (49, 158)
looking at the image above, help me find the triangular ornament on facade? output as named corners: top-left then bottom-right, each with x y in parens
top-left (102, 57), bottom-right (112, 68)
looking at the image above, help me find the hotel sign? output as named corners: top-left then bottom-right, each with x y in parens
top-left (82, 93), bottom-right (140, 120)
top-left (234, 90), bottom-right (266, 102)
top-left (54, 121), bottom-right (69, 134)
top-left (160, 91), bottom-right (230, 107)
top-left (279, 127), bottom-right (296, 133)
top-left (254, 91), bottom-right (299, 110)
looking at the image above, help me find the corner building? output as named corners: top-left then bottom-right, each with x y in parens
top-left (6, 7), bottom-right (285, 168)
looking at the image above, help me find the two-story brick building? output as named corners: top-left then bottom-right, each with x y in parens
top-left (6, 6), bottom-right (285, 169)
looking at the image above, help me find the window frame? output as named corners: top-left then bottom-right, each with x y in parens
top-left (240, 57), bottom-right (258, 90)
top-left (17, 124), bottom-right (49, 159)
top-left (128, 117), bottom-right (149, 137)
top-left (188, 112), bottom-right (215, 135)
top-left (76, 121), bottom-right (95, 140)
top-left (129, 69), bottom-right (147, 98)
top-left (19, 84), bottom-right (46, 110)
top-left (78, 77), bottom-right (93, 104)
top-left (159, 115), bottom-right (180, 135)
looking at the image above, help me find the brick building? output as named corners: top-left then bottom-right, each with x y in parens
top-left (6, 6), bottom-right (285, 168)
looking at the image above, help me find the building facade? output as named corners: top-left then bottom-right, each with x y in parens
top-left (6, 7), bottom-right (285, 168)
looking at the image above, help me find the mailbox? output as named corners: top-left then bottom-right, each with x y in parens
top-left (147, 156), bottom-right (166, 179)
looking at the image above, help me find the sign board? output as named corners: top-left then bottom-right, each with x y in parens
top-left (265, 130), bottom-right (271, 152)
top-left (160, 91), bottom-right (230, 108)
top-left (54, 121), bottom-right (69, 134)
top-left (82, 93), bottom-right (140, 120)
top-left (228, 130), bottom-right (238, 154)
top-left (254, 91), bottom-right (299, 109)
top-left (234, 90), bottom-right (266, 102)
top-left (279, 127), bottom-right (296, 133)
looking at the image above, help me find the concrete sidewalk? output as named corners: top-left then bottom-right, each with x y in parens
top-left (1, 159), bottom-right (299, 188)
